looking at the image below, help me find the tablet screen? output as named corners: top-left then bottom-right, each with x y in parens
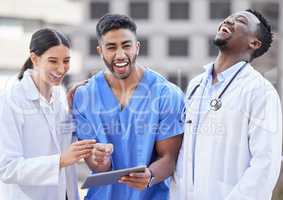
top-left (81, 165), bottom-right (146, 189)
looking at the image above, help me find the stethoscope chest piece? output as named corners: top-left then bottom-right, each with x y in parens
top-left (210, 98), bottom-right (222, 111)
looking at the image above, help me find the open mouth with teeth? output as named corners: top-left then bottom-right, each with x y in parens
top-left (49, 72), bottom-right (64, 82)
top-left (113, 61), bottom-right (129, 74)
top-left (218, 25), bottom-right (232, 34)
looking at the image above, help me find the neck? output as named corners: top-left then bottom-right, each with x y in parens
top-left (106, 66), bottom-right (144, 92)
top-left (213, 52), bottom-right (249, 76)
top-left (31, 72), bottom-right (52, 101)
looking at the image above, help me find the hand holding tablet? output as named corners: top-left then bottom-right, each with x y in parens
top-left (118, 167), bottom-right (152, 190)
top-left (81, 165), bottom-right (147, 189)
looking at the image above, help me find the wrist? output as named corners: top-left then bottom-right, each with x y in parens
top-left (147, 168), bottom-right (156, 188)
top-left (59, 154), bottom-right (67, 169)
top-left (94, 159), bottom-right (112, 172)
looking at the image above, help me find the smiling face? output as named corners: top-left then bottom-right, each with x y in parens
top-left (214, 11), bottom-right (261, 52)
top-left (97, 28), bottom-right (140, 80)
top-left (31, 44), bottom-right (70, 87)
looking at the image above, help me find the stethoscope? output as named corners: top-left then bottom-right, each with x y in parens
top-left (187, 61), bottom-right (248, 111)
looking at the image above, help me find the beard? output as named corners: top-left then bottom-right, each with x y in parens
top-left (102, 54), bottom-right (138, 80)
top-left (213, 37), bottom-right (227, 48)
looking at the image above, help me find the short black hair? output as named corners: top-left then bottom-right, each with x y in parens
top-left (246, 9), bottom-right (273, 60)
top-left (96, 14), bottom-right (137, 40)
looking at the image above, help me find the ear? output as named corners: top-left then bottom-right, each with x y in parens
top-left (249, 38), bottom-right (262, 51)
top-left (30, 52), bottom-right (38, 67)
top-left (97, 45), bottom-right (103, 58)
top-left (136, 41), bottom-right (140, 56)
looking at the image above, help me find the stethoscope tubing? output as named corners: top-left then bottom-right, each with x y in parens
top-left (187, 62), bottom-right (248, 111)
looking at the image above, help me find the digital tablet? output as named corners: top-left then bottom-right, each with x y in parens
top-left (81, 165), bottom-right (146, 189)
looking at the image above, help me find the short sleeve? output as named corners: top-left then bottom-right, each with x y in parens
top-left (156, 85), bottom-right (185, 141)
top-left (72, 86), bottom-right (96, 140)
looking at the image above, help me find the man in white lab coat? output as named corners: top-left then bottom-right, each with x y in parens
top-left (170, 9), bottom-right (282, 200)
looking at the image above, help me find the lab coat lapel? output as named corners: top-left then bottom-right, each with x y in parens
top-left (35, 101), bottom-right (61, 152)
top-left (183, 78), bottom-right (206, 189)
top-left (21, 71), bottom-right (61, 152)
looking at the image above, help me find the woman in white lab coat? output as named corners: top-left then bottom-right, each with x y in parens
top-left (0, 28), bottom-right (96, 200)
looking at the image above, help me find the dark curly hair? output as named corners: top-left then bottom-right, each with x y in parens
top-left (96, 14), bottom-right (137, 41)
top-left (246, 9), bottom-right (273, 61)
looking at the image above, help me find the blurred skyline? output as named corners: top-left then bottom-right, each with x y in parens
top-left (0, 0), bottom-right (282, 92)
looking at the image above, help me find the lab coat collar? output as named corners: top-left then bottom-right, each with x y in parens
top-left (21, 69), bottom-right (40, 101)
top-left (218, 61), bottom-right (247, 82)
top-left (203, 61), bottom-right (247, 83)
top-left (22, 69), bottom-right (55, 105)
top-left (203, 62), bottom-right (214, 79)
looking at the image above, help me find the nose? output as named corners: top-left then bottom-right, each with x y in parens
top-left (57, 63), bottom-right (67, 74)
top-left (115, 47), bottom-right (126, 59)
top-left (223, 16), bottom-right (234, 25)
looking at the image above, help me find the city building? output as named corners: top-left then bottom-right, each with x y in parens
top-left (0, 0), bottom-right (83, 88)
top-left (73, 0), bottom-right (282, 93)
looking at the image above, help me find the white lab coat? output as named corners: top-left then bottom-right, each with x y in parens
top-left (170, 64), bottom-right (282, 200)
top-left (0, 70), bottom-right (79, 200)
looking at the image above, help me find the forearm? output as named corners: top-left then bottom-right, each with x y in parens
top-left (226, 128), bottom-right (282, 199)
top-left (0, 154), bottom-right (60, 185)
top-left (149, 154), bottom-right (176, 183)
top-left (225, 157), bottom-right (281, 200)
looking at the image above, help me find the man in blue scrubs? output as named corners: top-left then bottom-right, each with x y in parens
top-left (72, 14), bottom-right (184, 200)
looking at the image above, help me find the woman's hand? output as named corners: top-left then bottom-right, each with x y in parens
top-left (60, 140), bottom-right (96, 168)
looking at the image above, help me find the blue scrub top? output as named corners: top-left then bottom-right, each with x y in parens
top-left (73, 68), bottom-right (184, 200)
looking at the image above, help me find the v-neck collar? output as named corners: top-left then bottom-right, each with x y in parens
top-left (99, 68), bottom-right (148, 112)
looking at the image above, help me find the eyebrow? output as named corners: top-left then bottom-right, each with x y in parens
top-left (237, 14), bottom-right (248, 19)
top-left (233, 14), bottom-right (249, 24)
top-left (122, 40), bottom-right (132, 45)
top-left (105, 40), bottom-right (133, 46)
top-left (48, 57), bottom-right (70, 59)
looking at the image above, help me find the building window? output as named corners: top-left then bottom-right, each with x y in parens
top-left (168, 73), bottom-right (189, 92)
top-left (169, 2), bottom-right (190, 20)
top-left (138, 37), bottom-right (149, 56)
top-left (168, 38), bottom-right (189, 57)
top-left (89, 37), bottom-right (99, 56)
top-left (208, 36), bottom-right (218, 57)
top-left (129, 2), bottom-right (149, 20)
top-left (251, 2), bottom-right (279, 31)
top-left (90, 2), bottom-right (109, 20)
top-left (209, 0), bottom-right (231, 20)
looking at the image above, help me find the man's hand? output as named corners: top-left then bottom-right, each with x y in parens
top-left (66, 80), bottom-right (88, 109)
top-left (85, 143), bottom-right (113, 172)
top-left (118, 168), bottom-right (152, 190)
top-left (60, 140), bottom-right (96, 168)
top-left (92, 143), bottom-right (113, 166)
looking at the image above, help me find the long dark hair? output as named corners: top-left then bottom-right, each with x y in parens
top-left (18, 28), bottom-right (71, 80)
